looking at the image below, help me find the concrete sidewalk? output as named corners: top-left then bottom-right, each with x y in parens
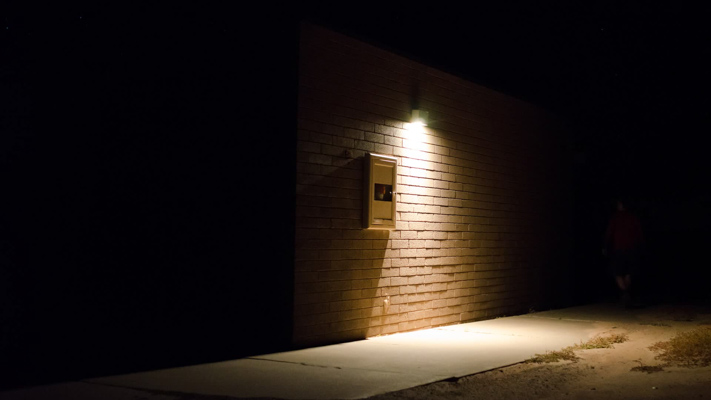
top-left (1, 303), bottom-right (632, 400)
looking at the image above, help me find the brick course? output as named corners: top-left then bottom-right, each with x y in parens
top-left (294, 23), bottom-right (570, 346)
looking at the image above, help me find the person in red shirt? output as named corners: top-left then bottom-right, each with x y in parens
top-left (603, 197), bottom-right (644, 306)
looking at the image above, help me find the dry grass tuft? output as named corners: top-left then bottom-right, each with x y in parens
top-left (649, 327), bottom-right (711, 367)
top-left (525, 348), bottom-right (579, 364)
top-left (575, 333), bottom-right (629, 350)
top-left (526, 333), bottom-right (629, 364)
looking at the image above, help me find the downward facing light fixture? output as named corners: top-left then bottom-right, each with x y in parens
top-left (411, 109), bottom-right (429, 126)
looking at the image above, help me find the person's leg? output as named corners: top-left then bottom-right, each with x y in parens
top-left (611, 250), bottom-right (632, 305)
top-left (629, 249), bottom-right (640, 304)
top-left (614, 251), bottom-right (632, 307)
top-left (615, 269), bottom-right (633, 307)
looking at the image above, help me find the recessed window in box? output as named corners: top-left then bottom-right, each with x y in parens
top-left (374, 184), bottom-right (393, 202)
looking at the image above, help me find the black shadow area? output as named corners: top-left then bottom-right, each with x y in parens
top-left (1, 5), bottom-right (298, 390)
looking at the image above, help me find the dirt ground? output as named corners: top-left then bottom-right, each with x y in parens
top-left (368, 303), bottom-right (711, 400)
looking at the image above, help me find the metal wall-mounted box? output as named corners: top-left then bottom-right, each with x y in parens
top-left (364, 153), bottom-right (397, 230)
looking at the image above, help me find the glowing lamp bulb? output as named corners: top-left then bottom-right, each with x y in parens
top-left (411, 109), bottom-right (429, 126)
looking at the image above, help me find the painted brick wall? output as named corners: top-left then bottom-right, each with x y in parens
top-left (295, 23), bottom-right (571, 346)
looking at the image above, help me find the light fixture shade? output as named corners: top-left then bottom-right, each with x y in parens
top-left (411, 109), bottom-right (429, 126)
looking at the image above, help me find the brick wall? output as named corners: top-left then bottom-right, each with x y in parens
top-left (295, 23), bottom-right (571, 346)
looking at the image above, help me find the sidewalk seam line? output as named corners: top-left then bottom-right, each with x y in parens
top-left (247, 357), bottom-right (443, 377)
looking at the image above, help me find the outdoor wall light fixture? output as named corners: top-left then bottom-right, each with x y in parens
top-left (410, 109), bottom-right (429, 126)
